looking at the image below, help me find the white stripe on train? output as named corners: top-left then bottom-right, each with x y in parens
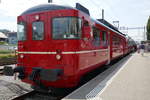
top-left (17, 49), bottom-right (108, 54)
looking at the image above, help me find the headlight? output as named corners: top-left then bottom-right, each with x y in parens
top-left (20, 54), bottom-right (24, 58)
top-left (56, 54), bottom-right (61, 60)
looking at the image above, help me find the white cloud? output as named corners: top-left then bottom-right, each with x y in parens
top-left (0, 0), bottom-right (45, 17)
top-left (0, 0), bottom-right (49, 31)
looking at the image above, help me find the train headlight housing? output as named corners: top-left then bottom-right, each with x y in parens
top-left (35, 15), bottom-right (40, 20)
top-left (56, 54), bottom-right (61, 60)
top-left (20, 54), bottom-right (24, 59)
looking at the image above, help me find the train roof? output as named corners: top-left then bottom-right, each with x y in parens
top-left (20, 3), bottom-right (125, 37)
top-left (97, 19), bottom-right (126, 36)
top-left (97, 19), bottom-right (120, 33)
top-left (21, 3), bottom-right (90, 16)
top-left (92, 18), bottom-right (126, 37)
top-left (21, 4), bottom-right (75, 15)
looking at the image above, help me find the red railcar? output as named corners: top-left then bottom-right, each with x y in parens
top-left (11, 3), bottom-right (133, 91)
top-left (127, 36), bottom-right (137, 53)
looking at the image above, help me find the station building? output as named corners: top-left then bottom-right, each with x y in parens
top-left (0, 32), bottom-right (7, 42)
top-left (6, 32), bottom-right (17, 44)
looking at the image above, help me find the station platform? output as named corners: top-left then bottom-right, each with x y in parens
top-left (62, 52), bottom-right (150, 100)
top-left (0, 65), bottom-right (32, 100)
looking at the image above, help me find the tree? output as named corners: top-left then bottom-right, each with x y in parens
top-left (146, 16), bottom-right (150, 40)
top-left (0, 28), bottom-right (10, 32)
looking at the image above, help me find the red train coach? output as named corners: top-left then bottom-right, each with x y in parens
top-left (5, 3), bottom-right (132, 91)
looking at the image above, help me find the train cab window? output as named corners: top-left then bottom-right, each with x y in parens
top-left (52, 17), bottom-right (82, 39)
top-left (102, 31), bottom-right (107, 46)
top-left (17, 22), bottom-right (26, 41)
top-left (32, 21), bottom-right (44, 40)
top-left (92, 27), bottom-right (100, 46)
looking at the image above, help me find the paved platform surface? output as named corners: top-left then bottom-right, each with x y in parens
top-left (0, 65), bottom-right (32, 100)
top-left (99, 53), bottom-right (150, 100)
top-left (63, 52), bottom-right (150, 100)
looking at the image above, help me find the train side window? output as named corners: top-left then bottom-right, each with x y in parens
top-left (52, 17), bottom-right (82, 39)
top-left (112, 36), bottom-right (116, 46)
top-left (17, 22), bottom-right (26, 41)
top-left (113, 36), bottom-right (119, 46)
top-left (32, 21), bottom-right (44, 40)
top-left (93, 27), bottom-right (100, 46)
top-left (102, 31), bottom-right (107, 46)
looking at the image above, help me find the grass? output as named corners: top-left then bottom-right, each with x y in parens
top-left (0, 50), bottom-right (17, 65)
top-left (0, 53), bottom-right (16, 58)
top-left (0, 50), bottom-right (14, 54)
top-left (0, 41), bottom-right (6, 45)
top-left (0, 50), bottom-right (16, 58)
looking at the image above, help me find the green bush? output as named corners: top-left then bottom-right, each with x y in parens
top-left (0, 41), bottom-right (6, 45)
top-left (0, 50), bottom-right (13, 54)
top-left (1, 54), bottom-right (16, 59)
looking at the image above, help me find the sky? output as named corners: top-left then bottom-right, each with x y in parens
top-left (0, 0), bottom-right (150, 41)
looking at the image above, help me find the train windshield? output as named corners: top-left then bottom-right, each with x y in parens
top-left (52, 17), bottom-right (82, 39)
top-left (32, 21), bottom-right (44, 40)
top-left (17, 22), bottom-right (26, 41)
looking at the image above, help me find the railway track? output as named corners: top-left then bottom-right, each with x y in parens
top-left (12, 91), bottom-right (63, 100)
top-left (4, 64), bottom-right (109, 100)
top-left (12, 91), bottom-right (36, 100)
top-left (0, 60), bottom-right (120, 100)
top-left (0, 67), bottom-right (3, 75)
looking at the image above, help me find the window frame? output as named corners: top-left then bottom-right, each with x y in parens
top-left (112, 35), bottom-right (120, 46)
top-left (101, 31), bottom-right (108, 46)
top-left (17, 22), bottom-right (26, 41)
top-left (92, 26), bottom-right (101, 46)
top-left (102, 31), bottom-right (107, 42)
top-left (32, 21), bottom-right (44, 40)
top-left (52, 16), bottom-right (82, 40)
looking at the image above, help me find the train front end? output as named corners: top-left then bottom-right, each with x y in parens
top-left (15, 4), bottom-right (83, 89)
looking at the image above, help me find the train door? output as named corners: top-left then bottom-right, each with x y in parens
top-left (17, 16), bottom-right (27, 52)
top-left (24, 13), bottom-right (49, 68)
top-left (27, 13), bottom-right (48, 51)
top-left (100, 31), bottom-right (109, 63)
top-left (78, 20), bottom-right (92, 70)
top-left (107, 31), bottom-right (111, 64)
